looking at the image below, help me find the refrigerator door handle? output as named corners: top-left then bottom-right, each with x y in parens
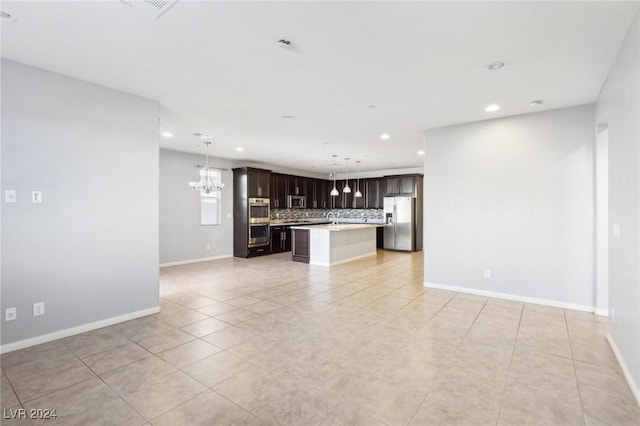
top-left (393, 204), bottom-right (397, 246)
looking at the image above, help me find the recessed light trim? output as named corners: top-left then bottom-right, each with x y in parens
top-left (380, 133), bottom-right (390, 140)
top-left (161, 131), bottom-right (173, 138)
top-left (529, 100), bottom-right (543, 107)
top-left (193, 132), bottom-right (213, 139)
top-left (417, 150), bottom-right (425, 155)
top-left (277, 39), bottom-right (293, 48)
top-left (487, 61), bottom-right (508, 71)
top-left (485, 104), bottom-right (500, 112)
top-left (235, 147), bottom-right (244, 152)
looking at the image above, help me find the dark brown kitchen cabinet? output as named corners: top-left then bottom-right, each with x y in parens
top-left (270, 173), bottom-right (288, 209)
top-left (313, 180), bottom-right (330, 209)
top-left (233, 167), bottom-right (272, 258)
top-left (270, 226), bottom-right (284, 253)
top-left (292, 229), bottom-right (310, 263)
top-left (385, 175), bottom-right (417, 196)
top-left (270, 225), bottom-right (291, 253)
top-left (283, 226), bottom-right (292, 251)
top-left (352, 178), bottom-right (365, 209)
top-left (342, 179), bottom-right (354, 210)
top-left (331, 180), bottom-right (346, 209)
top-left (247, 169), bottom-right (270, 198)
top-left (288, 177), bottom-right (307, 196)
top-left (365, 178), bottom-right (384, 209)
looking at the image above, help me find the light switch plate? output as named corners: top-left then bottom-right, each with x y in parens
top-left (5, 307), bottom-right (16, 321)
top-left (32, 191), bottom-right (43, 204)
top-left (33, 302), bottom-right (45, 317)
top-left (5, 190), bottom-right (16, 203)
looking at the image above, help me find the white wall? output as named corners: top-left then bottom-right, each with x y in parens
top-left (1, 60), bottom-right (160, 348)
top-left (595, 128), bottom-right (609, 314)
top-left (423, 104), bottom-right (595, 310)
top-left (596, 11), bottom-right (640, 403)
top-left (159, 149), bottom-right (234, 265)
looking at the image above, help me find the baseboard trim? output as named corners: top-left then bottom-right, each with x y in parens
top-left (310, 251), bottom-right (377, 267)
top-left (607, 332), bottom-right (640, 406)
top-left (594, 307), bottom-right (609, 317)
top-left (423, 281), bottom-right (595, 313)
top-left (0, 306), bottom-right (160, 354)
top-left (160, 254), bottom-right (232, 267)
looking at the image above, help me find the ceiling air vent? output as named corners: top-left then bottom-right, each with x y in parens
top-left (120, 0), bottom-right (177, 19)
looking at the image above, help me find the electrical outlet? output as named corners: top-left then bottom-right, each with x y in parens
top-left (32, 191), bottom-right (43, 204)
top-left (33, 302), bottom-right (45, 317)
top-left (5, 190), bottom-right (16, 203)
top-left (484, 268), bottom-right (491, 278)
top-left (5, 307), bottom-right (16, 321)
top-left (206, 244), bottom-right (211, 251)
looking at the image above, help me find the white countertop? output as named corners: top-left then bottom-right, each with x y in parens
top-left (290, 223), bottom-right (384, 231)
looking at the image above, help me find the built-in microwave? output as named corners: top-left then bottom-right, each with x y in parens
top-left (287, 195), bottom-right (306, 209)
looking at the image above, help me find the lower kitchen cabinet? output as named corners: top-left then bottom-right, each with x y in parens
top-left (270, 225), bottom-right (292, 253)
top-left (248, 246), bottom-right (269, 257)
top-left (291, 229), bottom-right (310, 263)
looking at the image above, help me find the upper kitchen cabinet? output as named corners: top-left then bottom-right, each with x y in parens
top-left (311, 179), bottom-right (330, 209)
top-left (270, 173), bottom-right (287, 208)
top-left (233, 167), bottom-right (270, 199)
top-left (342, 179), bottom-right (354, 209)
top-left (352, 178), bottom-right (365, 209)
top-left (385, 175), bottom-right (421, 197)
top-left (364, 178), bottom-right (384, 209)
top-left (331, 180), bottom-right (351, 209)
top-left (287, 176), bottom-right (307, 196)
top-left (247, 168), bottom-right (271, 198)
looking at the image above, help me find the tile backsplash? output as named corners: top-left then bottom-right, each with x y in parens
top-left (271, 208), bottom-right (384, 223)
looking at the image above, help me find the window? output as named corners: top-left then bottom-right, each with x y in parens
top-left (200, 169), bottom-right (222, 225)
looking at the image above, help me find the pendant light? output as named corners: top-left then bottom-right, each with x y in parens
top-left (188, 140), bottom-right (225, 193)
top-left (343, 157), bottom-right (351, 193)
top-left (330, 155), bottom-right (339, 196)
top-left (354, 160), bottom-right (362, 198)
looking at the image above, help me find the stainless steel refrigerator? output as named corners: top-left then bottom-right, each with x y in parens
top-left (383, 196), bottom-right (415, 251)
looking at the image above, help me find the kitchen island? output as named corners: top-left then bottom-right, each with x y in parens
top-left (290, 223), bottom-right (383, 266)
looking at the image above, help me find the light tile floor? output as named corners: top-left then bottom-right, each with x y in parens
top-left (2, 251), bottom-right (639, 425)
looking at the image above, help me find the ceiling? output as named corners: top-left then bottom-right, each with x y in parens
top-left (2, 1), bottom-right (638, 175)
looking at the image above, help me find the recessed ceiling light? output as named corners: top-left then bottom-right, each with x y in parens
top-left (487, 61), bottom-right (507, 71)
top-left (380, 133), bottom-right (390, 140)
top-left (529, 100), bottom-right (543, 107)
top-left (417, 150), bottom-right (425, 155)
top-left (485, 104), bottom-right (500, 112)
top-left (193, 132), bottom-right (213, 139)
top-left (161, 131), bottom-right (173, 138)
top-left (1, 11), bottom-right (16, 22)
top-left (236, 147), bottom-right (244, 152)
top-left (282, 115), bottom-right (296, 119)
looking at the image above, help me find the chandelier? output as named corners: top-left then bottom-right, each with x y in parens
top-left (188, 140), bottom-right (225, 193)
